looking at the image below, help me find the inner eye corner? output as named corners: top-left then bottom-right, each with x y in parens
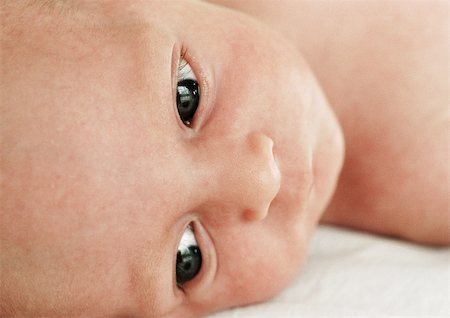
top-left (180, 46), bottom-right (188, 58)
top-left (188, 221), bottom-right (196, 231)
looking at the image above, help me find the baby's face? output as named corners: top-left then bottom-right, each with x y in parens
top-left (1, 1), bottom-right (343, 317)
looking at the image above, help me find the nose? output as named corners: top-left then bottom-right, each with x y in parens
top-left (216, 133), bottom-right (281, 221)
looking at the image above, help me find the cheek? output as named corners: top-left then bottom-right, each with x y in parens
top-left (213, 224), bottom-right (305, 308)
top-left (1, 95), bottom-right (177, 314)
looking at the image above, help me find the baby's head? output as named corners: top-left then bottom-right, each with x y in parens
top-left (0, 1), bottom-right (344, 317)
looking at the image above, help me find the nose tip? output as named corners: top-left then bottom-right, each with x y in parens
top-left (242, 133), bottom-right (281, 221)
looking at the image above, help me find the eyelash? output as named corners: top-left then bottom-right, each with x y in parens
top-left (177, 47), bottom-right (190, 80)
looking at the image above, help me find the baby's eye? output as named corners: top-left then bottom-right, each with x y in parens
top-left (176, 224), bottom-right (202, 286)
top-left (176, 58), bottom-right (200, 126)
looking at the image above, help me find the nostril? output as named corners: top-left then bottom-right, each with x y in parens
top-left (243, 208), bottom-right (267, 221)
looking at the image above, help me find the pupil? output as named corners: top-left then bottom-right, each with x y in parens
top-left (176, 246), bottom-right (202, 285)
top-left (176, 79), bottom-right (199, 125)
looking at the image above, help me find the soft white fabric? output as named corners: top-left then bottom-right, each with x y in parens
top-left (209, 225), bottom-right (450, 318)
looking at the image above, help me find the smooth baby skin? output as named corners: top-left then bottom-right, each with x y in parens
top-left (209, 0), bottom-right (450, 245)
top-left (0, 1), bottom-right (343, 317)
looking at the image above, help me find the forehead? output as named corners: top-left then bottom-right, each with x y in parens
top-left (1, 0), bottom-right (186, 212)
top-left (6, 2), bottom-right (177, 129)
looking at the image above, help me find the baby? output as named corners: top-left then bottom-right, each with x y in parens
top-left (0, 0), bottom-right (448, 317)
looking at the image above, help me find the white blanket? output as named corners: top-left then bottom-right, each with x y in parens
top-left (209, 225), bottom-right (449, 318)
